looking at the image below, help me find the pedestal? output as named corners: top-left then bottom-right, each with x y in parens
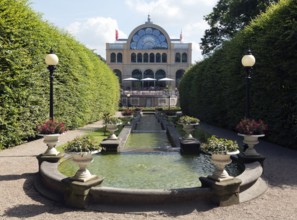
top-left (100, 139), bottom-right (120, 153)
top-left (64, 176), bottom-right (104, 209)
top-left (179, 138), bottom-right (201, 154)
top-left (36, 153), bottom-right (64, 172)
top-left (200, 176), bottom-right (242, 206)
top-left (237, 153), bottom-right (265, 167)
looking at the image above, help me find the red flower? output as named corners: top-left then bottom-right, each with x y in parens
top-left (236, 118), bottom-right (268, 135)
top-left (37, 120), bottom-right (66, 134)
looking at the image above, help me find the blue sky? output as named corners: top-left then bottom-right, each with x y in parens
top-left (29, 0), bottom-right (217, 63)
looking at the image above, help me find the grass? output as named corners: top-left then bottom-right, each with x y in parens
top-left (56, 117), bottom-right (130, 153)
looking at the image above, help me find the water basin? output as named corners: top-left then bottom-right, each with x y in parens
top-left (59, 152), bottom-right (243, 189)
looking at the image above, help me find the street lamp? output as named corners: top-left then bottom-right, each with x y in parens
top-left (45, 49), bottom-right (59, 120)
top-left (241, 49), bottom-right (256, 119)
top-left (126, 93), bottom-right (131, 108)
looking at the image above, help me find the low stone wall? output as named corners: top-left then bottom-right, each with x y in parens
top-left (37, 158), bottom-right (266, 209)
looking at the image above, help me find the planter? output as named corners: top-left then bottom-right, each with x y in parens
top-left (209, 150), bottom-right (239, 182)
top-left (182, 124), bottom-right (198, 139)
top-left (40, 134), bottom-right (60, 156)
top-left (106, 124), bottom-right (120, 139)
top-left (238, 134), bottom-right (265, 156)
top-left (71, 152), bottom-right (95, 182)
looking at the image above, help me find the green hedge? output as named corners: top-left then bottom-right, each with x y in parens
top-left (0, 0), bottom-right (120, 149)
top-left (179, 0), bottom-right (297, 148)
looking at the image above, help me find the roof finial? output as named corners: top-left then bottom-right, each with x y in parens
top-left (148, 14), bottom-right (151, 23)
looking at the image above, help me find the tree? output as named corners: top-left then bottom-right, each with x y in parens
top-left (200, 0), bottom-right (278, 56)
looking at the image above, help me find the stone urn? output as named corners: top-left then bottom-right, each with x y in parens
top-left (40, 134), bottom-right (60, 156)
top-left (182, 124), bottom-right (198, 139)
top-left (106, 124), bottom-right (119, 139)
top-left (238, 134), bottom-right (265, 156)
top-left (209, 150), bottom-right (239, 182)
top-left (71, 152), bottom-right (95, 182)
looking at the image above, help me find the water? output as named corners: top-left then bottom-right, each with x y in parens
top-left (125, 114), bottom-right (172, 149)
top-left (58, 114), bottom-right (243, 189)
top-left (59, 152), bottom-right (243, 189)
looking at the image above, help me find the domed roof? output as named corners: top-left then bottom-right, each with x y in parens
top-left (128, 16), bottom-right (171, 50)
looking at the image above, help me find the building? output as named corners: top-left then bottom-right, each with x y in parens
top-left (106, 16), bottom-right (192, 108)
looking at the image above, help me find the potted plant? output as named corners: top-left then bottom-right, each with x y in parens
top-left (202, 135), bottom-right (239, 182)
top-left (37, 119), bottom-right (66, 156)
top-left (177, 115), bottom-right (200, 139)
top-left (121, 108), bottom-right (133, 116)
top-left (236, 118), bottom-right (268, 156)
top-left (104, 116), bottom-right (122, 139)
top-left (63, 136), bottom-right (100, 182)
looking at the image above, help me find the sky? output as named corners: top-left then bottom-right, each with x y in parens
top-left (29, 0), bottom-right (218, 63)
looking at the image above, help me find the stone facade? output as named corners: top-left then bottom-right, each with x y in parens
top-left (106, 16), bottom-right (192, 107)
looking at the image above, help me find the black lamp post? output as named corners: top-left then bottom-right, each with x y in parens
top-left (241, 49), bottom-right (256, 119)
top-left (45, 49), bottom-right (59, 120)
top-left (126, 93), bottom-right (131, 108)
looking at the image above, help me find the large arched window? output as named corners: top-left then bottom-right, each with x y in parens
top-left (130, 27), bottom-right (168, 49)
top-left (176, 69), bottom-right (185, 87)
top-left (182, 53), bottom-right (187, 63)
top-left (162, 53), bottom-right (167, 63)
top-left (150, 53), bottom-right (155, 62)
top-left (131, 53), bottom-right (136, 63)
top-left (143, 69), bottom-right (155, 88)
top-left (155, 69), bottom-right (166, 88)
top-left (175, 53), bottom-right (181, 62)
top-left (117, 53), bottom-right (123, 63)
top-left (113, 69), bottom-right (122, 83)
top-left (110, 53), bottom-right (116, 63)
top-left (137, 53), bottom-right (142, 63)
top-left (143, 53), bottom-right (149, 63)
top-left (132, 69), bottom-right (142, 89)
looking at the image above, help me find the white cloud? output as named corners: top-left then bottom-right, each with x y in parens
top-left (64, 0), bottom-right (217, 62)
top-left (66, 17), bottom-right (126, 58)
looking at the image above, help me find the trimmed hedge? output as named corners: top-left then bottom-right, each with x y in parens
top-left (179, 0), bottom-right (297, 148)
top-left (0, 0), bottom-right (120, 149)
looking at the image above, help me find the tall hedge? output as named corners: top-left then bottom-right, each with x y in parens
top-left (179, 0), bottom-right (297, 148)
top-left (0, 0), bottom-right (120, 149)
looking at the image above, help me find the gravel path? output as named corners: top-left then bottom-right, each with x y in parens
top-left (0, 119), bottom-right (297, 220)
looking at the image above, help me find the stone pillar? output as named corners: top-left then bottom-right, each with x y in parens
top-left (237, 153), bottom-right (265, 168)
top-left (64, 176), bottom-right (104, 209)
top-left (100, 139), bottom-right (120, 153)
top-left (200, 177), bottom-right (242, 206)
top-left (36, 153), bottom-right (64, 172)
top-left (180, 138), bottom-right (201, 155)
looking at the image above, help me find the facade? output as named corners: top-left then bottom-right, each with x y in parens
top-left (106, 16), bottom-right (192, 107)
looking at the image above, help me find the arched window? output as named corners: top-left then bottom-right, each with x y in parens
top-left (113, 69), bottom-right (122, 83)
top-left (175, 53), bottom-right (181, 62)
top-left (156, 53), bottom-right (161, 63)
top-left (137, 53), bottom-right (142, 63)
top-left (130, 27), bottom-right (168, 49)
top-left (131, 69), bottom-right (142, 89)
top-left (155, 69), bottom-right (166, 88)
top-left (162, 53), bottom-right (167, 63)
top-left (111, 53), bottom-right (116, 63)
top-left (143, 53), bottom-right (149, 63)
top-left (143, 69), bottom-right (155, 88)
top-left (117, 53), bottom-right (123, 63)
top-left (131, 53), bottom-right (136, 63)
top-left (176, 69), bottom-right (185, 87)
top-left (182, 53), bottom-right (187, 63)
top-left (150, 53), bottom-right (155, 62)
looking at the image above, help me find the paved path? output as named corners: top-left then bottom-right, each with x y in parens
top-left (0, 118), bottom-right (297, 219)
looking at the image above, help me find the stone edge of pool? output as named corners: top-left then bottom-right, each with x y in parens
top-left (35, 160), bottom-right (267, 209)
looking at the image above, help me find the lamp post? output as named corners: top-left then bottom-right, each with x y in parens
top-left (45, 49), bottom-right (59, 120)
top-left (126, 93), bottom-right (131, 108)
top-left (241, 49), bottom-right (256, 119)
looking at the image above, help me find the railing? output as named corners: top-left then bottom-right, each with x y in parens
top-left (122, 89), bottom-right (178, 97)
